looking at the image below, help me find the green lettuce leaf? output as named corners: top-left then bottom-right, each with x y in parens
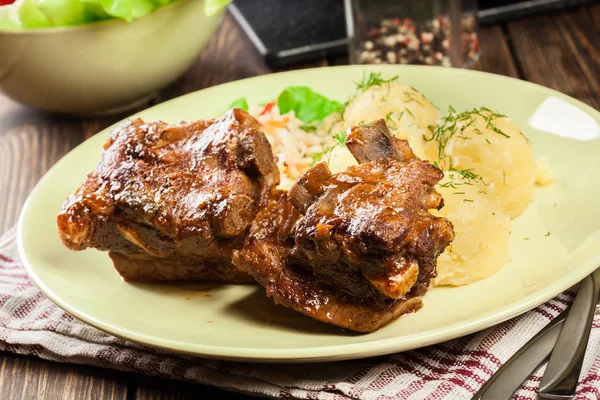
top-left (18, 0), bottom-right (89, 28)
top-left (204, 0), bottom-right (230, 16)
top-left (229, 97), bottom-right (249, 111)
top-left (82, 0), bottom-right (163, 23)
top-left (277, 86), bottom-right (342, 123)
top-left (0, 0), bottom-right (187, 29)
top-left (0, 6), bottom-right (23, 29)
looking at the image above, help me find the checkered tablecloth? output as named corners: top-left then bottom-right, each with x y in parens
top-left (1, 226), bottom-right (599, 399)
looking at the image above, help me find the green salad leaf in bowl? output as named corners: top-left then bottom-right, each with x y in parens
top-left (0, 0), bottom-right (230, 28)
top-left (0, 0), bottom-right (227, 114)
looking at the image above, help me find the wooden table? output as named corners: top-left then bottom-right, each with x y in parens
top-left (1, 6), bottom-right (598, 399)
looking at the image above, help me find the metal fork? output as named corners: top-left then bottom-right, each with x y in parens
top-left (539, 268), bottom-right (600, 399)
top-left (473, 272), bottom-right (600, 400)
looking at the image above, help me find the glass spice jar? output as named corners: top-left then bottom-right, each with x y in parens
top-left (344, 0), bottom-right (479, 68)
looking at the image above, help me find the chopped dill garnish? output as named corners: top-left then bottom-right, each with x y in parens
top-left (545, 232), bottom-right (551, 237)
top-left (485, 138), bottom-right (492, 144)
top-left (453, 191), bottom-right (465, 195)
top-left (379, 127), bottom-right (391, 139)
top-left (439, 181), bottom-right (458, 189)
top-left (385, 111), bottom-right (398, 129)
top-left (463, 199), bottom-right (474, 203)
top-left (340, 70), bottom-right (398, 115)
top-left (408, 86), bottom-right (437, 109)
top-left (424, 106), bottom-right (510, 169)
top-left (310, 130), bottom-right (348, 166)
top-left (502, 169), bottom-right (506, 185)
top-left (403, 90), bottom-right (424, 106)
top-left (332, 131), bottom-right (347, 147)
top-left (490, 125), bottom-right (510, 138)
top-left (456, 168), bottom-right (477, 181)
top-left (404, 107), bottom-right (416, 120)
top-left (451, 167), bottom-right (486, 185)
top-left (438, 166), bottom-right (488, 192)
top-left (523, 237), bottom-right (530, 240)
top-left (310, 148), bottom-right (334, 166)
top-left (520, 131), bottom-right (532, 144)
top-left (354, 71), bottom-right (398, 91)
top-left (464, 119), bottom-right (475, 129)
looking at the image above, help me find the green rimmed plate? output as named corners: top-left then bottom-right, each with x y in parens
top-left (18, 65), bottom-right (600, 362)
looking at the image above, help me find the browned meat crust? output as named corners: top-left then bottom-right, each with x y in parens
top-left (57, 109), bottom-right (279, 283)
top-left (234, 240), bottom-right (423, 333)
top-left (234, 119), bottom-right (454, 332)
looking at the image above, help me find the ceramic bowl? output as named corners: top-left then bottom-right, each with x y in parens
top-left (0, 0), bottom-right (223, 115)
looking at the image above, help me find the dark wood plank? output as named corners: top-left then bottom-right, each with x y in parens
top-left (507, 5), bottom-right (600, 108)
top-left (0, 104), bottom-right (115, 234)
top-left (473, 25), bottom-right (519, 78)
top-left (135, 376), bottom-right (257, 400)
top-left (557, 4), bottom-right (600, 98)
top-left (0, 352), bottom-right (129, 400)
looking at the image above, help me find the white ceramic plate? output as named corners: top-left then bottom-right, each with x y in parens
top-left (18, 66), bottom-right (600, 362)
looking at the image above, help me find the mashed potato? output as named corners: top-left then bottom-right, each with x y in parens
top-left (425, 109), bottom-right (536, 218)
top-left (433, 172), bottom-right (511, 286)
top-left (327, 145), bottom-right (357, 174)
top-left (342, 82), bottom-right (437, 160)
top-left (535, 156), bottom-right (555, 186)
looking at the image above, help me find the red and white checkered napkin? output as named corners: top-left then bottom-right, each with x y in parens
top-left (1, 227), bottom-right (600, 400)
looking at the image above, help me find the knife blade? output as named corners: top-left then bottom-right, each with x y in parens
top-left (472, 308), bottom-right (568, 400)
top-left (539, 269), bottom-right (600, 399)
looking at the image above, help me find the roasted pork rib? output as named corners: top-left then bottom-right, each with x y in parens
top-left (57, 109), bottom-right (279, 283)
top-left (58, 108), bottom-right (453, 332)
top-left (234, 120), bottom-right (454, 332)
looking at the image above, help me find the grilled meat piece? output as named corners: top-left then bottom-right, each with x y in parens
top-left (57, 109), bottom-right (279, 283)
top-left (235, 119), bottom-right (454, 332)
top-left (234, 238), bottom-right (423, 333)
top-left (291, 120), bottom-right (454, 300)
